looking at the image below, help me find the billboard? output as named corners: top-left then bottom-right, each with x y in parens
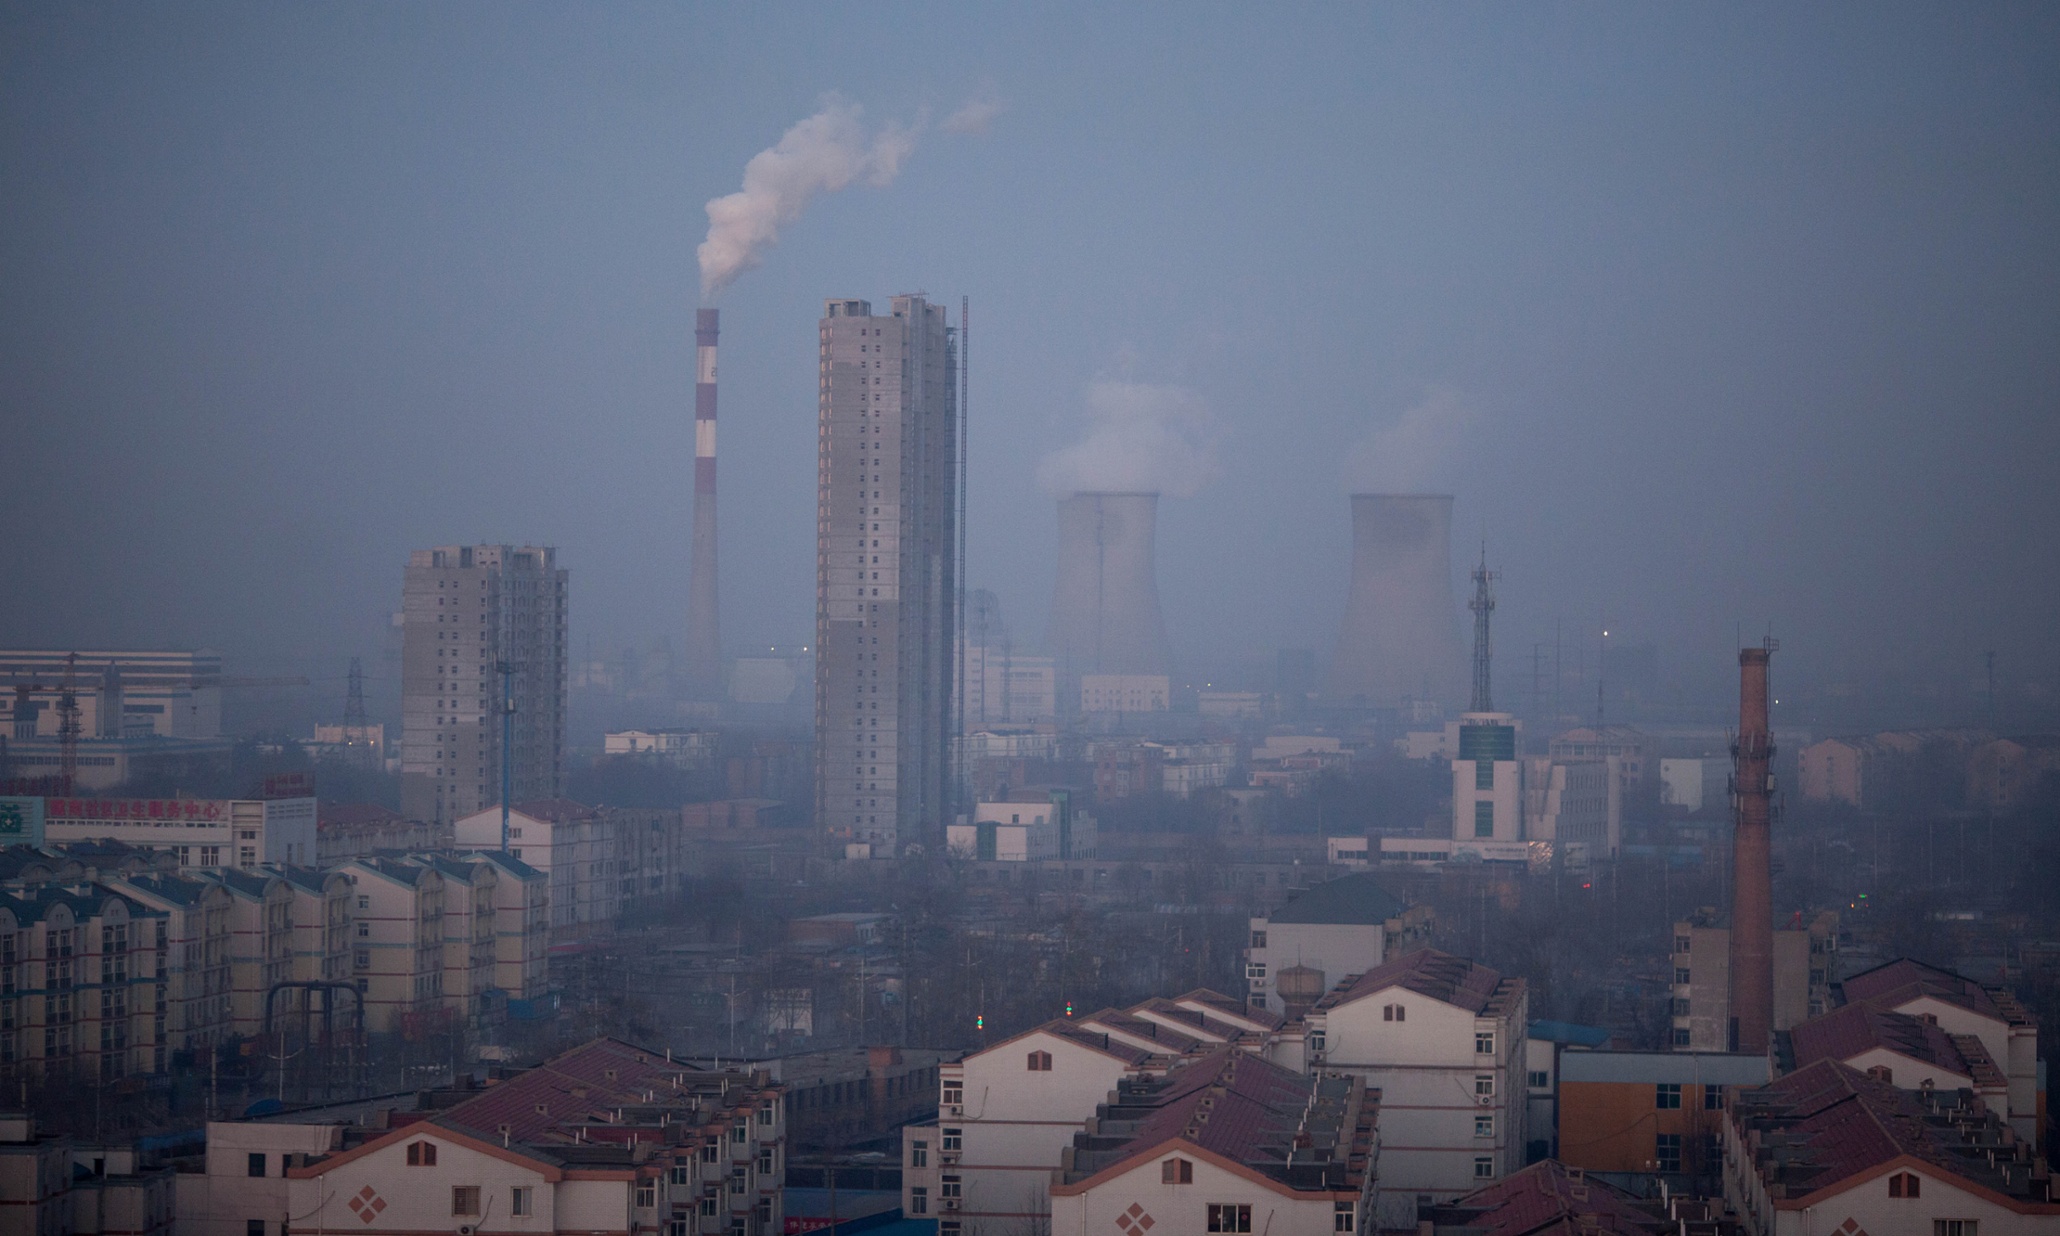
top-left (0, 797), bottom-right (46, 848)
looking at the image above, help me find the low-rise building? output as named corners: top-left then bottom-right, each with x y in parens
top-left (1418, 1159), bottom-right (1682, 1235)
top-left (1834, 957), bottom-right (2043, 1149)
top-left (1080, 674), bottom-right (1170, 714)
top-left (1300, 949), bottom-right (1528, 1229)
top-left (1782, 1000), bottom-right (2010, 1113)
top-left (1048, 1048), bottom-right (1380, 1236)
top-left (315, 803), bottom-right (441, 864)
top-left (1670, 911), bottom-right (1837, 1050)
top-left (949, 791), bottom-right (1097, 862)
top-left (1243, 873), bottom-right (1431, 1016)
top-left (0, 1114), bottom-right (176, 1236)
top-left (268, 1039), bottom-right (787, 1236)
top-left (1555, 1049), bottom-right (1769, 1185)
top-left (1723, 1060), bottom-right (2060, 1235)
top-left (336, 857), bottom-right (445, 1036)
top-left (603, 727), bottom-right (717, 767)
top-left (43, 795), bottom-right (317, 870)
top-left (1967, 735), bottom-right (2060, 814)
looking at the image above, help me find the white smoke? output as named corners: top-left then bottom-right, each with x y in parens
top-left (1037, 380), bottom-right (1223, 499)
top-left (1344, 387), bottom-right (1476, 491)
top-left (942, 93), bottom-right (1003, 136)
top-left (697, 98), bottom-right (918, 299)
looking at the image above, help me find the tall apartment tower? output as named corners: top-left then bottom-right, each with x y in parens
top-left (400, 545), bottom-right (568, 825)
top-left (815, 295), bottom-right (958, 855)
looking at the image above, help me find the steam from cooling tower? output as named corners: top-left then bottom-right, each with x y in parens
top-left (697, 92), bottom-right (1000, 298)
top-left (1343, 387), bottom-right (1475, 492)
top-left (1037, 381), bottom-right (1222, 499)
top-left (1331, 494), bottom-right (1466, 708)
top-left (1048, 492), bottom-right (1170, 677)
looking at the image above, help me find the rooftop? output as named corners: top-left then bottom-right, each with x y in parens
top-left (1785, 1002), bottom-right (2004, 1089)
top-left (1730, 1060), bottom-right (2052, 1208)
top-left (1837, 957), bottom-right (2035, 1028)
top-left (1421, 1159), bottom-right (1673, 1234)
top-left (1315, 947), bottom-right (1524, 1019)
top-left (1054, 1047), bottom-right (1376, 1196)
top-left (1262, 872), bottom-right (1408, 926)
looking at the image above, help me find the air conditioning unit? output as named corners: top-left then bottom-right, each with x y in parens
top-left (941, 1198), bottom-right (961, 1212)
top-left (946, 1105), bottom-right (962, 1117)
top-left (941, 1152), bottom-right (960, 1166)
top-left (1477, 1094), bottom-right (1496, 1106)
top-left (457, 1226), bottom-right (478, 1236)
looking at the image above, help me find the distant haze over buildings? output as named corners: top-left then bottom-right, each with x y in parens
top-left (2, 7), bottom-right (2056, 713)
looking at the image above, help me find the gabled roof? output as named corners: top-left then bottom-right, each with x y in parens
top-left (112, 871), bottom-right (219, 909)
top-left (1315, 947), bottom-right (1521, 1017)
top-left (1053, 1048), bottom-right (1373, 1199)
top-left (1128, 998), bottom-right (1252, 1043)
top-left (1837, 957), bottom-right (2030, 1027)
top-left (344, 856), bottom-right (429, 888)
top-left (1172, 988), bottom-right (1284, 1031)
top-left (212, 867), bottom-right (281, 900)
top-left (969, 1019), bottom-right (1158, 1069)
top-left (434, 1037), bottom-right (712, 1146)
top-left (1787, 1002), bottom-right (1993, 1085)
top-left (1261, 873), bottom-right (1406, 926)
top-left (463, 850), bottom-right (544, 880)
top-left (1430, 1159), bottom-right (1671, 1234)
top-left (268, 865), bottom-right (343, 896)
top-left (1077, 1009), bottom-right (1204, 1056)
top-left (1732, 1060), bottom-right (2055, 1212)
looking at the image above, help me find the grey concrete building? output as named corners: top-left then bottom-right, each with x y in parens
top-left (400, 545), bottom-right (567, 825)
top-left (815, 296), bottom-right (957, 855)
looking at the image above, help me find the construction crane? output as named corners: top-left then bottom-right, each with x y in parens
top-left (0, 653), bottom-right (83, 794)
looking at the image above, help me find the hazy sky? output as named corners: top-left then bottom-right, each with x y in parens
top-left (4, 3), bottom-right (2056, 705)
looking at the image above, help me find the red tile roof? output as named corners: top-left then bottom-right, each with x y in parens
top-left (1837, 957), bottom-right (2019, 1023)
top-left (431, 1038), bottom-right (734, 1147)
top-left (1436, 1160), bottom-right (1671, 1234)
top-left (1788, 1002), bottom-right (1984, 1083)
top-left (1315, 947), bottom-right (1520, 1016)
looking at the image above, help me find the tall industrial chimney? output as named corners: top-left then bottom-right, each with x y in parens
top-left (1331, 494), bottom-right (1465, 708)
top-left (1729, 643), bottom-right (1776, 1052)
top-left (1047, 492), bottom-right (1169, 681)
top-left (684, 308), bottom-right (722, 697)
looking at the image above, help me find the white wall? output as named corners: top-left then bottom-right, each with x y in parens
top-left (1050, 1148), bottom-right (1355, 1236)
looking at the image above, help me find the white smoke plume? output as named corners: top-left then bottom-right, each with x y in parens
top-left (1037, 380), bottom-right (1223, 499)
top-left (1344, 387), bottom-right (1476, 491)
top-left (942, 92), bottom-right (1003, 136)
top-left (698, 98), bottom-right (917, 299)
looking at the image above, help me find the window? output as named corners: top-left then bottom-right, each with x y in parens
top-left (759, 1148), bottom-right (773, 1174)
top-left (941, 1084), bottom-right (963, 1106)
top-left (1933, 1222), bottom-right (1977, 1236)
top-left (731, 1121), bottom-right (747, 1144)
top-left (1867, 1064), bottom-right (1894, 1083)
top-left (1656, 1083), bottom-right (1681, 1110)
top-left (757, 1197), bottom-right (773, 1224)
top-left (941, 1128), bottom-right (961, 1152)
top-left (910, 1187), bottom-right (928, 1214)
top-left (1528, 1070), bottom-right (1550, 1089)
top-left (1889, 1172), bottom-right (1921, 1198)
top-left (1382, 1003), bottom-right (1405, 1022)
top-left (1674, 935), bottom-right (1690, 954)
top-left (1671, 997), bottom-right (1691, 1016)
top-left (940, 1176), bottom-right (961, 1199)
top-left (700, 1142), bottom-right (719, 1163)
top-left (910, 1140), bottom-right (928, 1167)
top-left (1674, 967), bottom-right (1691, 984)
top-left (635, 1183), bottom-right (656, 1209)
top-left (1474, 1075), bottom-right (1495, 1098)
top-left (1162, 1157), bottom-right (1193, 1184)
top-left (1474, 1156), bottom-right (1494, 1179)
top-left (452, 1186), bottom-right (481, 1217)
top-left (1207, 1204), bottom-right (1252, 1233)
top-left (1704, 1086), bottom-right (1724, 1110)
top-left (1308, 1030), bottom-right (1326, 1053)
top-left (247, 1152), bottom-right (266, 1177)
top-left (407, 1140), bottom-right (438, 1167)
top-left (511, 1187), bottom-right (533, 1216)
top-left (1474, 801), bottom-right (1495, 837)
top-left (667, 1223), bottom-right (688, 1236)
top-left (700, 1196), bottom-right (717, 1217)
top-left (1655, 1133), bottom-right (1682, 1173)
top-left (1475, 1031), bottom-right (1495, 1055)
top-left (1250, 930), bottom-right (1266, 949)
top-left (1333, 1201), bottom-right (1356, 1231)
top-left (669, 1165), bottom-right (689, 1186)
top-left (1672, 1028), bottom-right (1691, 1047)
top-left (1026, 1049), bottom-right (1052, 1071)
top-left (1475, 1113), bottom-right (1494, 1137)
top-left (247, 1222), bottom-right (265, 1236)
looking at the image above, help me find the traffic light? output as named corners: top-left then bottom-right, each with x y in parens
top-left (975, 1014), bottom-right (985, 1032)
top-left (1064, 1001), bottom-right (1074, 1017)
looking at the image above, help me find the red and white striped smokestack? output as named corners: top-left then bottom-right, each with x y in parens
top-left (684, 308), bottom-right (722, 697)
top-left (1729, 643), bottom-right (1776, 1052)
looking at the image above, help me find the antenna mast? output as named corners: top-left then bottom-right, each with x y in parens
top-left (1467, 548), bottom-right (1496, 712)
top-left (344, 657), bottom-right (371, 767)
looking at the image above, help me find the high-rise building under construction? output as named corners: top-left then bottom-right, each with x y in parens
top-left (815, 296), bottom-right (957, 855)
top-left (400, 545), bottom-right (568, 825)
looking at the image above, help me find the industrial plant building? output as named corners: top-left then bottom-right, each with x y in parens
top-left (814, 295), bottom-right (958, 856)
top-left (1330, 494), bottom-right (1465, 710)
top-left (1048, 491), bottom-right (1169, 711)
top-left (398, 545), bottom-right (568, 826)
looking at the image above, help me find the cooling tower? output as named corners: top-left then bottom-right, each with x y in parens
top-left (1330, 494), bottom-right (1465, 707)
top-left (1048, 492), bottom-right (1169, 678)
top-left (684, 308), bottom-right (722, 697)
top-left (1729, 645), bottom-right (1776, 1052)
